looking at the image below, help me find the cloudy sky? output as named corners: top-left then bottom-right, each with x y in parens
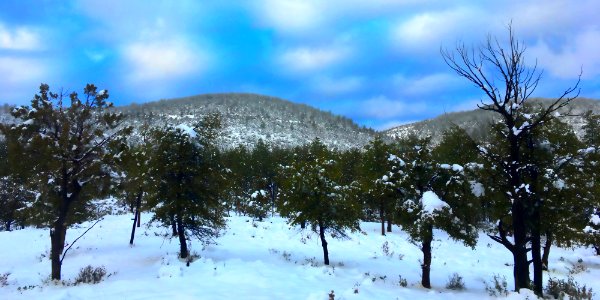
top-left (1, 0), bottom-right (599, 130)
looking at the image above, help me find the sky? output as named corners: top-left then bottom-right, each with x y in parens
top-left (0, 0), bottom-right (599, 130)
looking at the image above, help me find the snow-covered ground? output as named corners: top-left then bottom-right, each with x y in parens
top-left (1, 212), bottom-right (598, 299)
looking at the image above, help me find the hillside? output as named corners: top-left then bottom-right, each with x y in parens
top-left (118, 93), bottom-right (375, 149)
top-left (384, 98), bottom-right (600, 143)
top-left (0, 94), bottom-right (376, 149)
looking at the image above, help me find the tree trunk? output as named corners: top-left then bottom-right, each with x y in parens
top-left (542, 232), bottom-right (553, 270)
top-left (318, 218), bottom-right (329, 265)
top-left (386, 218), bottom-right (392, 233)
top-left (300, 219), bottom-right (306, 229)
top-left (512, 201), bottom-right (530, 292)
top-left (176, 215), bottom-right (188, 259)
top-left (531, 218), bottom-right (543, 296)
top-left (5, 220), bottom-right (11, 231)
top-left (380, 203), bottom-right (385, 236)
top-left (50, 214), bottom-right (68, 280)
top-left (129, 210), bottom-right (138, 245)
top-left (171, 215), bottom-right (177, 236)
top-left (129, 190), bottom-right (143, 245)
top-left (421, 224), bottom-right (433, 289)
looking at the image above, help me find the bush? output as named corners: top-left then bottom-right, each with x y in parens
top-left (545, 276), bottom-right (594, 300)
top-left (445, 273), bottom-right (465, 290)
top-left (74, 265), bottom-right (107, 285)
top-left (484, 274), bottom-right (508, 297)
top-left (398, 275), bottom-right (408, 287)
top-left (0, 272), bottom-right (9, 287)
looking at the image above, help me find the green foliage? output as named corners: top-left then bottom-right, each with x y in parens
top-left (359, 136), bottom-right (396, 228)
top-left (0, 84), bottom-right (129, 227)
top-left (394, 134), bottom-right (479, 247)
top-left (581, 112), bottom-right (600, 253)
top-left (145, 116), bottom-right (227, 253)
top-left (279, 139), bottom-right (362, 262)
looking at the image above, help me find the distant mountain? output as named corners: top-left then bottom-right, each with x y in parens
top-left (384, 98), bottom-right (600, 143)
top-left (117, 93), bottom-right (376, 149)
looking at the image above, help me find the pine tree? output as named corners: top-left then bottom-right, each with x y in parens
top-left (146, 116), bottom-right (226, 259)
top-left (0, 84), bottom-right (130, 280)
top-left (279, 139), bottom-right (361, 265)
top-left (582, 111), bottom-right (600, 254)
top-left (360, 135), bottom-right (396, 235)
top-left (392, 134), bottom-right (479, 288)
top-left (0, 138), bottom-right (33, 231)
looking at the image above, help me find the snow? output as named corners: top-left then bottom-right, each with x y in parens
top-left (470, 181), bottom-right (485, 197)
top-left (175, 124), bottom-right (197, 138)
top-left (1, 207), bottom-right (599, 299)
top-left (591, 214), bottom-right (600, 226)
top-left (421, 191), bottom-right (449, 215)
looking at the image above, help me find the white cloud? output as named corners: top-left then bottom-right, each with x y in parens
top-left (393, 73), bottom-right (463, 96)
top-left (251, 0), bottom-right (323, 34)
top-left (360, 95), bottom-right (427, 119)
top-left (312, 76), bottom-right (364, 95)
top-left (391, 7), bottom-right (492, 52)
top-left (0, 57), bottom-right (48, 103)
top-left (122, 38), bottom-right (210, 82)
top-left (529, 29), bottom-right (600, 79)
top-left (249, 0), bottom-right (426, 35)
top-left (278, 46), bottom-right (350, 74)
top-left (0, 23), bottom-right (41, 50)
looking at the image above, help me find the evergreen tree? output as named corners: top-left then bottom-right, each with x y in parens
top-left (117, 133), bottom-right (153, 244)
top-left (360, 135), bottom-right (396, 235)
top-left (146, 116), bottom-right (226, 259)
top-left (392, 134), bottom-right (479, 288)
top-left (279, 139), bottom-right (361, 265)
top-left (0, 84), bottom-right (130, 280)
top-left (582, 111), bottom-right (600, 254)
top-left (0, 138), bottom-right (33, 231)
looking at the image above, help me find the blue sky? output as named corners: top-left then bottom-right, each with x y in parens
top-left (1, 0), bottom-right (599, 130)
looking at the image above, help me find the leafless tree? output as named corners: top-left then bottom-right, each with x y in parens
top-left (441, 23), bottom-right (580, 296)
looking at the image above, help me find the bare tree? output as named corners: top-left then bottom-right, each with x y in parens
top-left (441, 24), bottom-right (580, 296)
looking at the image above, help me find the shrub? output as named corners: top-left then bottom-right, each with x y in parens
top-left (74, 265), bottom-right (107, 285)
top-left (545, 276), bottom-right (594, 300)
top-left (445, 273), bottom-right (465, 290)
top-left (484, 274), bottom-right (508, 297)
top-left (0, 272), bottom-right (9, 287)
top-left (568, 259), bottom-right (588, 275)
top-left (398, 275), bottom-right (408, 287)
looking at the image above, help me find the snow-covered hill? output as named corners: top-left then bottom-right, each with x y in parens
top-left (384, 98), bottom-right (600, 144)
top-left (118, 93), bottom-right (375, 149)
top-left (0, 208), bottom-right (598, 299)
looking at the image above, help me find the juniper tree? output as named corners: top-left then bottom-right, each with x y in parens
top-left (279, 139), bottom-right (361, 265)
top-left (582, 111), bottom-right (600, 254)
top-left (360, 135), bottom-right (397, 235)
top-left (146, 116), bottom-right (226, 259)
top-left (442, 24), bottom-right (580, 295)
top-left (117, 136), bottom-right (152, 244)
top-left (0, 84), bottom-right (130, 280)
top-left (0, 138), bottom-right (33, 231)
top-left (392, 134), bottom-right (479, 288)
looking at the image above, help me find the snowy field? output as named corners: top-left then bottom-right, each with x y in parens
top-left (0, 212), bottom-right (599, 299)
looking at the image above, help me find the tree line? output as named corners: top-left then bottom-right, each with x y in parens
top-left (0, 26), bottom-right (599, 298)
